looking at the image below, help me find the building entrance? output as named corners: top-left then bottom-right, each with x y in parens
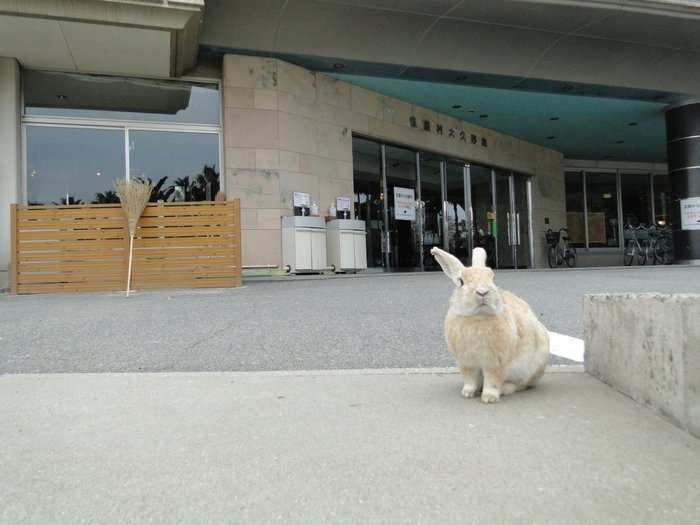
top-left (352, 136), bottom-right (532, 272)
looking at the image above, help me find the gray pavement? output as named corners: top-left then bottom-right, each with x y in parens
top-left (2, 368), bottom-right (699, 524)
top-left (2, 265), bottom-right (699, 373)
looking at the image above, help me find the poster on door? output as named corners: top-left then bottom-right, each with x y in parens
top-left (394, 187), bottom-right (416, 221)
top-left (680, 197), bottom-right (700, 230)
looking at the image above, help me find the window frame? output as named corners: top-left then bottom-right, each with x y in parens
top-left (20, 72), bottom-right (223, 205)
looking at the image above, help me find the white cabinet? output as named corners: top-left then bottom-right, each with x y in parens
top-left (282, 216), bottom-right (327, 273)
top-left (326, 219), bottom-right (367, 272)
top-left (353, 231), bottom-right (367, 269)
top-left (311, 230), bottom-right (327, 271)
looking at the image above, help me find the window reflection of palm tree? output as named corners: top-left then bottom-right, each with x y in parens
top-left (90, 165), bottom-right (219, 205)
top-left (53, 196), bottom-right (84, 205)
top-left (93, 190), bottom-right (120, 204)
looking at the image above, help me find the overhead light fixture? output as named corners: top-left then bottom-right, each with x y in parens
top-left (467, 109), bottom-right (476, 113)
top-left (546, 136), bottom-right (556, 140)
top-left (56, 94), bottom-right (67, 101)
top-left (603, 193), bottom-right (612, 199)
top-left (549, 117), bottom-right (560, 121)
top-left (479, 114), bottom-right (488, 119)
top-left (452, 105), bottom-right (462, 109)
top-left (628, 122), bottom-right (638, 126)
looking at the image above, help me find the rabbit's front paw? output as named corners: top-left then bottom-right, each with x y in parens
top-left (481, 388), bottom-right (501, 403)
top-left (461, 384), bottom-right (478, 398)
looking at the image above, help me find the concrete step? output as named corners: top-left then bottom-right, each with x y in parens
top-left (1, 369), bottom-right (699, 524)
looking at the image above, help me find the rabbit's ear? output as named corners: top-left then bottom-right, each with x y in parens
top-left (471, 247), bottom-right (487, 268)
top-left (430, 247), bottom-right (464, 286)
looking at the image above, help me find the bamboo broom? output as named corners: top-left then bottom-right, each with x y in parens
top-left (115, 178), bottom-right (153, 297)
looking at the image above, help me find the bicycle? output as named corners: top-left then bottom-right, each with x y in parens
top-left (623, 224), bottom-right (650, 266)
top-left (546, 228), bottom-right (577, 268)
top-left (647, 225), bottom-right (674, 265)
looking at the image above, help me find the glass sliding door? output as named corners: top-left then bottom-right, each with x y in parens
top-left (419, 153), bottom-right (443, 270)
top-left (492, 170), bottom-right (531, 269)
top-left (470, 164), bottom-right (496, 267)
top-left (513, 174), bottom-right (531, 269)
top-left (494, 170), bottom-right (516, 269)
top-left (385, 145), bottom-right (419, 270)
top-left (445, 162), bottom-right (469, 264)
top-left (352, 138), bottom-right (384, 268)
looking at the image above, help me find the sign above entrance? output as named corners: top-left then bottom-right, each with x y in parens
top-left (680, 197), bottom-right (700, 230)
top-left (394, 187), bottom-right (416, 221)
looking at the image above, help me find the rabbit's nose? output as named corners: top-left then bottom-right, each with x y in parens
top-left (476, 288), bottom-right (489, 297)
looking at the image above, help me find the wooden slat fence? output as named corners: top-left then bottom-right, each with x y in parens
top-left (11, 201), bottom-right (241, 294)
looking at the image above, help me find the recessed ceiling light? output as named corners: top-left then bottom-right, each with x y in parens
top-left (333, 63), bottom-right (346, 70)
top-left (467, 109), bottom-right (476, 113)
top-left (452, 105), bottom-right (462, 109)
top-left (549, 117), bottom-right (560, 121)
top-left (628, 122), bottom-right (638, 126)
top-left (616, 140), bottom-right (625, 144)
top-left (479, 114), bottom-right (488, 118)
top-left (546, 136), bottom-right (556, 140)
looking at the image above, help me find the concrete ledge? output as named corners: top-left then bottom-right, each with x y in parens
top-left (584, 293), bottom-right (700, 438)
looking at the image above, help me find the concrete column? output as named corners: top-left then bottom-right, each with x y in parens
top-left (665, 102), bottom-right (700, 264)
top-left (0, 58), bottom-right (21, 291)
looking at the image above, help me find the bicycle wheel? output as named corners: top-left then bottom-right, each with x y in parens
top-left (565, 247), bottom-right (577, 268)
top-left (624, 240), bottom-right (637, 266)
top-left (655, 238), bottom-right (672, 265)
top-left (639, 242), bottom-right (648, 265)
top-left (547, 246), bottom-right (557, 268)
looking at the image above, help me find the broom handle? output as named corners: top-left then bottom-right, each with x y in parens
top-left (127, 234), bottom-right (134, 297)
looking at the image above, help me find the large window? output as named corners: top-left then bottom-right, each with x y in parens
top-left (621, 173), bottom-right (652, 227)
top-left (564, 172), bottom-right (585, 246)
top-left (23, 71), bottom-right (221, 205)
top-left (26, 127), bottom-right (125, 205)
top-left (653, 174), bottom-right (673, 227)
top-left (586, 172), bottom-right (619, 248)
top-left (565, 169), bottom-right (668, 250)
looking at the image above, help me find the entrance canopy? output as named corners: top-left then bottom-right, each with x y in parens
top-left (201, 0), bottom-right (700, 98)
top-left (200, 0), bottom-right (699, 163)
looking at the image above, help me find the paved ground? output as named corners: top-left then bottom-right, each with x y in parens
top-left (2, 369), bottom-right (699, 524)
top-left (1, 265), bottom-right (699, 373)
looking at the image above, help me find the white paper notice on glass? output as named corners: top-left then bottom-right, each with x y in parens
top-left (293, 192), bottom-right (311, 208)
top-left (394, 187), bottom-right (416, 221)
top-left (336, 196), bottom-right (351, 211)
top-left (680, 197), bottom-right (700, 230)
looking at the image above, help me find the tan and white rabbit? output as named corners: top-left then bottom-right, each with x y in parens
top-left (431, 246), bottom-right (549, 403)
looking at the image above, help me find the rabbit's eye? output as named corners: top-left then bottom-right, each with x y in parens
top-left (458, 278), bottom-right (464, 287)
